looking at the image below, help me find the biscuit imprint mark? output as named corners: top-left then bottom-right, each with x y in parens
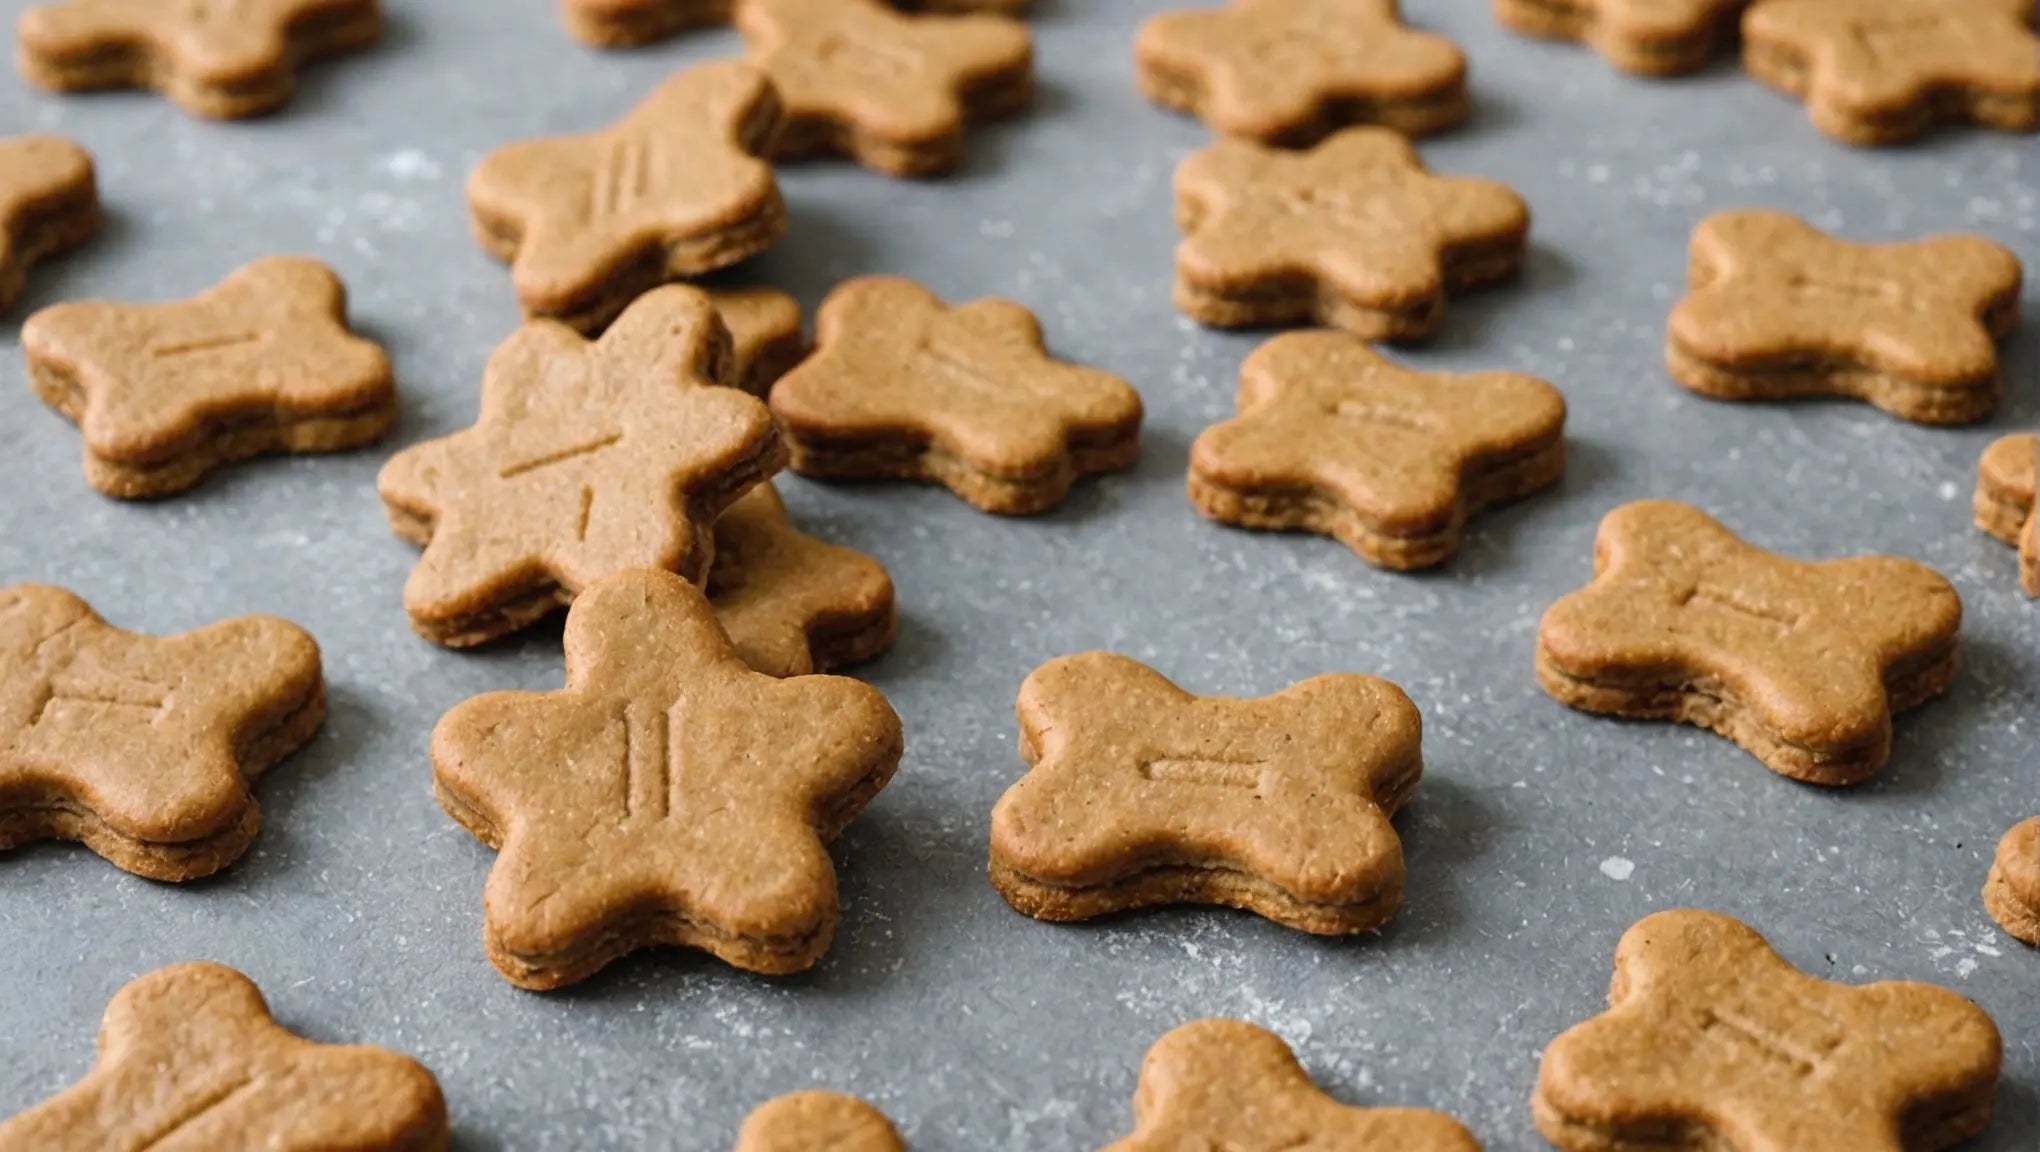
top-left (1680, 583), bottom-right (1802, 634)
top-left (618, 704), bottom-right (672, 822)
top-left (1333, 399), bottom-right (1439, 433)
top-left (136, 1076), bottom-right (257, 1149)
top-left (146, 331), bottom-right (264, 359)
top-left (589, 137), bottom-right (657, 221)
top-left (1697, 1006), bottom-right (1843, 1077)
top-left (915, 337), bottom-right (1049, 403)
top-left (1140, 756), bottom-right (1264, 789)
top-left (498, 431), bottom-right (624, 479)
top-left (815, 30), bottom-right (924, 77)
top-left (574, 486), bottom-right (595, 542)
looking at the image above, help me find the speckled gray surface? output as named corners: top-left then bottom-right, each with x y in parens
top-left (1, 1), bottom-right (2036, 1148)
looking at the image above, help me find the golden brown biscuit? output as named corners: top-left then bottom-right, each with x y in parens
top-left (735, 1091), bottom-right (904, 1152)
top-left (0, 584), bottom-right (323, 882)
top-left (430, 567), bottom-right (903, 990)
top-left (561, 0), bottom-right (1026, 47)
top-left (15, 0), bottom-right (383, 119)
top-left (378, 286), bottom-right (783, 648)
top-left (0, 962), bottom-right (447, 1151)
top-left (1742, 0), bottom-right (2040, 145)
top-left (0, 135), bottom-right (98, 315)
top-left (706, 285), bottom-right (808, 396)
top-left (1173, 129), bottom-right (1529, 340)
top-left (1536, 500), bottom-right (1961, 786)
top-left (466, 61), bottom-right (786, 333)
top-left (1493, 0), bottom-right (1749, 75)
top-left (1666, 210), bottom-right (2021, 425)
top-left (1105, 1019), bottom-right (1482, 1151)
top-left (1135, 0), bottom-right (1469, 144)
top-left (768, 276), bottom-right (1143, 515)
top-left (1974, 433), bottom-right (2037, 597)
top-left (24, 256), bottom-right (395, 499)
top-left (709, 483), bottom-right (896, 677)
top-left (1535, 909), bottom-right (2002, 1152)
top-left (990, 652), bottom-right (1422, 935)
top-left (735, 0), bottom-right (1033, 177)
top-left (1188, 330), bottom-right (1566, 570)
top-left (1984, 817), bottom-right (2040, 945)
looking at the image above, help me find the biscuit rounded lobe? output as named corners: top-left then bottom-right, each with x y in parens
top-left (0, 133), bottom-right (99, 312)
top-left (735, 1091), bottom-right (904, 1152)
top-left (1985, 817), bottom-right (2040, 945)
top-left (707, 483), bottom-right (897, 677)
top-left (1975, 433), bottom-right (2038, 596)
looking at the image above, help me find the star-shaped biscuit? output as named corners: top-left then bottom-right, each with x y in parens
top-left (0, 584), bottom-right (324, 881)
top-left (25, 255), bottom-right (396, 499)
top-left (1974, 433), bottom-right (2036, 597)
top-left (1494, 0), bottom-right (1749, 75)
top-left (1536, 500), bottom-right (1962, 786)
top-left (378, 286), bottom-right (784, 649)
top-left (736, 1092), bottom-right (904, 1152)
top-left (467, 61), bottom-right (787, 333)
top-left (735, 0), bottom-right (1034, 177)
top-left (563, 0), bottom-right (1027, 47)
top-left (430, 567), bottom-right (903, 990)
top-left (0, 135), bottom-right (98, 315)
top-left (706, 284), bottom-right (808, 396)
top-left (1174, 129), bottom-right (1530, 340)
top-left (1136, 0), bottom-right (1469, 144)
top-left (1535, 909), bottom-right (2002, 1152)
top-left (1189, 330), bottom-right (1566, 570)
top-left (1104, 1019), bottom-right (1482, 1152)
top-left (769, 276), bottom-right (1144, 515)
top-left (1667, 210), bottom-right (2022, 425)
top-left (15, 0), bottom-right (383, 120)
top-left (1742, 0), bottom-right (2040, 145)
top-left (0, 962), bottom-right (447, 1151)
top-left (1984, 817), bottom-right (2040, 946)
top-left (709, 483), bottom-right (897, 678)
top-left (989, 652), bottom-right (1423, 935)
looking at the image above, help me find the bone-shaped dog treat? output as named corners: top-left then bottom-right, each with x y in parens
top-left (25, 256), bottom-right (395, 499)
top-left (1188, 329), bottom-right (1566, 570)
top-left (989, 652), bottom-right (1422, 935)
top-left (708, 483), bottom-right (897, 678)
top-left (1494, 0), bottom-right (1748, 74)
top-left (1536, 500), bottom-right (1961, 785)
top-left (562, 0), bottom-right (1028, 48)
top-left (1103, 1018), bottom-right (1482, 1151)
top-left (466, 61), bottom-right (786, 333)
top-left (1535, 909), bottom-right (2002, 1152)
top-left (430, 567), bottom-right (903, 990)
top-left (735, 1091), bottom-right (904, 1152)
top-left (1975, 433), bottom-right (2037, 597)
top-left (1666, 209), bottom-right (2021, 425)
top-left (0, 962), bottom-right (447, 1151)
top-left (1136, 0), bottom-right (1468, 144)
top-left (377, 285), bottom-right (784, 648)
top-left (769, 276), bottom-right (1143, 515)
top-left (0, 134), bottom-right (97, 314)
top-left (1985, 817), bottom-right (2040, 946)
top-left (0, 584), bottom-right (324, 882)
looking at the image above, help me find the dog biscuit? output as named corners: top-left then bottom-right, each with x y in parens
top-left (563, 0), bottom-right (1027, 47)
top-left (709, 483), bottom-right (897, 677)
top-left (1974, 433), bottom-right (2037, 597)
top-left (708, 285), bottom-right (808, 396)
top-left (735, 1092), bottom-right (904, 1152)
top-left (1494, 0), bottom-right (1748, 75)
top-left (1984, 818), bottom-right (2040, 946)
top-left (0, 135), bottom-right (98, 315)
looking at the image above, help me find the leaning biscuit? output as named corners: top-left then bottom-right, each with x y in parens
top-left (1536, 500), bottom-right (1961, 786)
top-left (769, 276), bottom-right (1143, 515)
top-left (1974, 433), bottom-right (2037, 597)
top-left (430, 567), bottom-right (903, 990)
top-left (1741, 0), bottom-right (2040, 145)
top-left (990, 652), bottom-right (1422, 935)
top-left (736, 1092), bottom-right (904, 1152)
top-left (1984, 818), bottom-right (2040, 946)
top-left (0, 585), bottom-right (324, 882)
top-left (707, 285), bottom-right (808, 396)
top-left (1173, 129), bottom-right (1529, 341)
top-left (1493, 0), bottom-right (1748, 76)
top-left (1136, 0), bottom-right (1469, 144)
top-left (1666, 209), bottom-right (2021, 425)
top-left (1535, 909), bottom-right (2002, 1152)
top-left (0, 135), bottom-right (98, 315)
top-left (15, 0), bottom-right (383, 120)
top-left (378, 285), bottom-right (784, 648)
top-left (709, 483), bottom-right (897, 678)
top-left (466, 61), bottom-right (787, 333)
top-left (1188, 330), bottom-right (1566, 570)
top-left (24, 256), bottom-right (396, 499)
top-left (1105, 1019), bottom-right (1482, 1151)
top-left (0, 962), bottom-right (447, 1151)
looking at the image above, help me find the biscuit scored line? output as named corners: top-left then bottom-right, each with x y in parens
top-left (1138, 756), bottom-right (1264, 789)
top-left (134, 1074), bottom-right (259, 1150)
top-left (147, 331), bottom-right (265, 359)
top-left (915, 334), bottom-right (1052, 403)
top-left (617, 703), bottom-right (673, 822)
top-left (1332, 398), bottom-right (1440, 433)
top-left (1848, 12), bottom-right (1952, 65)
top-left (1677, 582), bottom-right (1804, 634)
top-left (496, 431), bottom-right (626, 479)
top-left (1695, 1004), bottom-right (1844, 1077)
top-left (815, 29), bottom-right (926, 77)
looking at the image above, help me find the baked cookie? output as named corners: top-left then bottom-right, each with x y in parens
top-left (1742, 0), bottom-right (2040, 145)
top-left (1974, 433), bottom-right (2037, 597)
top-left (1493, 0), bottom-right (1749, 75)
top-left (768, 276), bottom-right (1144, 515)
top-left (378, 286), bottom-right (783, 648)
top-left (735, 0), bottom-right (1033, 177)
top-left (707, 285), bottom-right (807, 396)
top-left (1105, 1019), bottom-right (1481, 1151)
top-left (0, 135), bottom-right (98, 315)
top-left (1536, 909), bottom-right (2002, 1152)
top-left (0, 962), bottom-right (447, 1151)
top-left (1174, 129), bottom-right (1529, 340)
top-left (990, 652), bottom-right (1422, 935)
top-left (0, 584), bottom-right (324, 882)
top-left (1984, 818), bottom-right (2040, 946)
top-left (736, 1092), bottom-right (904, 1152)
top-left (1135, 0), bottom-right (1468, 144)
top-left (1188, 330), bottom-right (1566, 570)
top-left (431, 567), bottom-right (903, 990)
top-left (15, 0), bottom-right (383, 119)
top-left (24, 256), bottom-right (396, 499)
top-left (562, 0), bottom-right (1028, 47)
top-left (467, 61), bottom-right (786, 333)
top-left (1536, 500), bottom-right (1961, 786)
top-left (1667, 210), bottom-right (2021, 425)
top-left (709, 484), bottom-right (896, 678)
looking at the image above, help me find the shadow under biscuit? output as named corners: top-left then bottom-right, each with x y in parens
top-left (1870, 634), bottom-right (2029, 801)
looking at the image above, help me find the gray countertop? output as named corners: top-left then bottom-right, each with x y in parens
top-left (1, 1), bottom-right (2035, 1148)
